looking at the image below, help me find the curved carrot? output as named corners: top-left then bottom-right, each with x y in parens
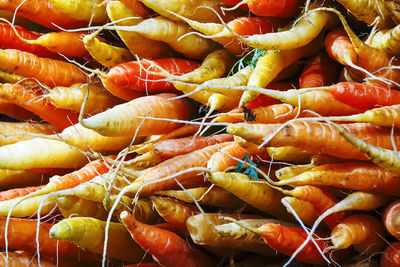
top-left (381, 242), bottom-right (400, 267)
top-left (120, 211), bottom-right (216, 267)
top-left (384, 200), bottom-right (400, 240)
top-left (0, 83), bottom-right (79, 130)
top-left (0, 49), bottom-right (89, 87)
top-left (299, 53), bottom-right (340, 88)
top-left (0, 0), bottom-right (88, 30)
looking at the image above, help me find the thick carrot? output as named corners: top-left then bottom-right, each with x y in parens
top-left (81, 93), bottom-right (192, 137)
top-left (227, 121), bottom-right (400, 160)
top-left (0, 49), bottom-right (88, 87)
top-left (381, 242), bottom-right (400, 267)
top-left (0, 184), bottom-right (45, 201)
top-left (0, 218), bottom-right (99, 264)
top-left (325, 27), bottom-right (358, 67)
top-left (105, 58), bottom-right (200, 93)
top-left (383, 200), bottom-right (400, 240)
top-left (0, 22), bottom-right (57, 58)
top-left (101, 77), bottom-right (146, 101)
top-left (299, 53), bottom-right (340, 88)
top-left (0, 83), bottom-right (79, 130)
top-left (0, 0), bottom-right (88, 30)
top-left (367, 23), bottom-right (400, 56)
top-left (207, 141), bottom-right (253, 172)
top-left (276, 162), bottom-right (400, 196)
top-left (155, 186), bottom-right (245, 209)
top-left (47, 83), bottom-right (123, 115)
top-left (150, 196), bottom-right (198, 233)
top-left (106, 0), bottom-right (172, 59)
top-left (257, 223), bottom-right (330, 265)
top-left (120, 211), bottom-right (217, 267)
top-left (331, 214), bottom-right (386, 254)
top-left (0, 122), bottom-right (57, 146)
top-left (154, 134), bottom-right (233, 159)
top-left (49, 217), bottom-right (150, 262)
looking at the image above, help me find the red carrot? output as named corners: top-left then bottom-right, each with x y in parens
top-left (299, 53), bottom-right (340, 88)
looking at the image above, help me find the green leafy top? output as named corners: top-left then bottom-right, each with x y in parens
top-left (233, 153), bottom-right (258, 180)
top-left (229, 48), bottom-right (266, 76)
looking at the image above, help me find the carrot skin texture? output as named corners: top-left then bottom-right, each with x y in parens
top-left (325, 27), bottom-right (358, 66)
top-left (381, 242), bottom-right (400, 267)
top-left (384, 200), bottom-right (400, 240)
top-left (258, 223), bottom-right (329, 265)
top-left (120, 211), bottom-right (216, 267)
top-left (0, 49), bottom-right (88, 87)
top-left (0, 83), bottom-right (79, 130)
top-left (154, 134), bottom-right (233, 159)
top-left (0, 184), bottom-right (45, 201)
top-left (248, 0), bottom-right (305, 17)
top-left (107, 58), bottom-right (200, 92)
top-left (299, 53), bottom-right (340, 88)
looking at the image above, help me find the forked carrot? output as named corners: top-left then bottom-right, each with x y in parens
top-left (120, 211), bottom-right (217, 266)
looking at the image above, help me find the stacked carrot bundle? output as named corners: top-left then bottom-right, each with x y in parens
top-left (0, 0), bottom-right (399, 266)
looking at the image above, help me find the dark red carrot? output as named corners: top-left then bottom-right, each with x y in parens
top-left (247, 0), bottom-right (305, 17)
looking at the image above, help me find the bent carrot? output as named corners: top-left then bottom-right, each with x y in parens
top-left (120, 211), bottom-right (217, 267)
top-left (383, 200), bottom-right (400, 240)
top-left (331, 214), bottom-right (386, 254)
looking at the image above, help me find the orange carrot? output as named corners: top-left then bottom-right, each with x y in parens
top-left (0, 218), bottom-right (99, 264)
top-left (0, 49), bottom-right (88, 87)
top-left (299, 53), bottom-right (340, 88)
top-left (207, 141), bottom-right (249, 172)
top-left (154, 134), bottom-right (233, 159)
top-left (384, 200), bottom-right (400, 240)
top-left (120, 211), bottom-right (216, 267)
top-left (246, 0), bottom-right (305, 17)
top-left (325, 27), bottom-right (358, 67)
top-left (0, 100), bottom-right (41, 121)
top-left (381, 242), bottom-right (400, 267)
top-left (0, 184), bottom-right (45, 201)
top-left (0, 83), bottom-right (79, 130)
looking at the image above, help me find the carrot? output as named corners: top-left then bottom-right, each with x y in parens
top-left (106, 0), bottom-right (172, 59)
top-left (0, 22), bottom-right (57, 58)
top-left (239, 37), bottom-right (321, 106)
top-left (381, 242), bottom-right (400, 267)
top-left (150, 196), bottom-right (198, 233)
top-left (124, 16), bottom-right (220, 59)
top-left (0, 10), bottom-right (32, 28)
top-left (144, 124), bottom-right (201, 144)
top-left (245, 82), bottom-right (292, 110)
top-left (325, 27), bottom-right (358, 67)
top-left (0, 169), bottom-right (48, 189)
top-left (231, 8), bottom-right (337, 51)
top-left (0, 251), bottom-right (77, 267)
top-left (117, 0), bottom-right (153, 18)
top-left (331, 213), bottom-right (386, 254)
top-left (0, 0), bottom-right (88, 30)
top-left (103, 58), bottom-right (200, 93)
top-left (100, 77), bottom-right (146, 101)
top-left (56, 196), bottom-right (109, 221)
top-left (81, 93), bottom-right (192, 137)
top-left (288, 191), bottom-right (391, 265)
top-left (383, 200), bottom-right (400, 240)
top-left (47, 83), bottom-right (123, 115)
top-left (186, 213), bottom-right (277, 256)
top-left (207, 172), bottom-right (291, 220)
top-left (0, 83), bottom-right (79, 130)
top-left (50, 217), bottom-right (150, 262)
top-left (153, 133), bottom-right (233, 159)
top-left (0, 49), bottom-right (89, 87)
top-left (0, 184), bottom-right (45, 201)
top-left (0, 218), bottom-right (99, 264)
top-left (137, 0), bottom-right (242, 23)
top-left (282, 185), bottom-right (345, 229)
top-left (299, 53), bottom-right (340, 88)
top-left (266, 146), bottom-right (311, 162)
top-left (256, 223), bottom-right (331, 265)
top-left (276, 162), bottom-right (400, 196)
top-left (155, 186), bottom-right (246, 209)
top-left (0, 69), bottom-right (37, 86)
top-left (83, 29), bottom-right (135, 69)
top-left (0, 138), bottom-right (88, 170)
top-left (120, 211), bottom-right (217, 267)
top-left (282, 197), bottom-right (318, 226)
top-left (367, 24), bottom-right (400, 56)
top-left (227, 121), bottom-right (400, 160)
top-left (0, 122), bottom-right (57, 146)
top-left (49, 0), bottom-right (107, 23)
top-left (0, 100), bottom-right (41, 122)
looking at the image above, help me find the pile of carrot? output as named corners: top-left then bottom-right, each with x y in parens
top-left (0, 0), bottom-right (399, 266)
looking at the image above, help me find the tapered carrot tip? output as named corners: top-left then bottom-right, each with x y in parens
top-left (49, 221), bottom-right (77, 240)
top-left (383, 200), bottom-right (400, 239)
